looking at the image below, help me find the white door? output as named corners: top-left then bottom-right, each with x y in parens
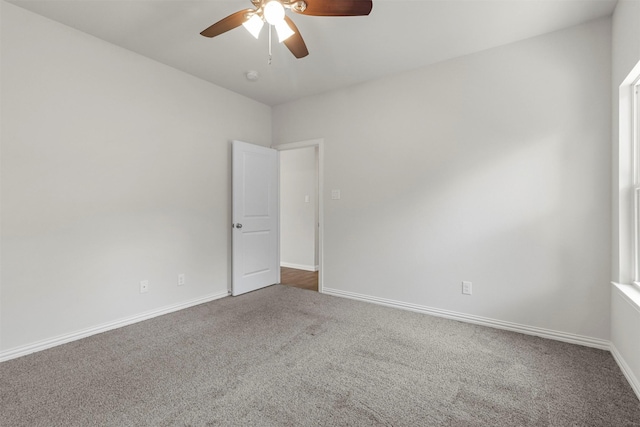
top-left (232, 140), bottom-right (279, 296)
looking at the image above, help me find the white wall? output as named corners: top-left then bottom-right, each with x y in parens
top-left (611, 0), bottom-right (640, 399)
top-left (280, 147), bottom-right (317, 270)
top-left (0, 2), bottom-right (271, 356)
top-left (273, 18), bottom-right (612, 343)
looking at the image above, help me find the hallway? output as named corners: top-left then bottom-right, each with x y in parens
top-left (279, 267), bottom-right (318, 292)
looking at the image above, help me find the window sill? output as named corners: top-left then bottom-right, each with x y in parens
top-left (612, 282), bottom-right (640, 312)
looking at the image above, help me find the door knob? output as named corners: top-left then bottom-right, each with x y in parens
top-left (235, 223), bottom-right (243, 229)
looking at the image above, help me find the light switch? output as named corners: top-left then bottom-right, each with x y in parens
top-left (304, 195), bottom-right (310, 203)
top-left (331, 189), bottom-right (341, 200)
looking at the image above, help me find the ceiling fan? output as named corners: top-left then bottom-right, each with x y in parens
top-left (200, 0), bottom-right (373, 59)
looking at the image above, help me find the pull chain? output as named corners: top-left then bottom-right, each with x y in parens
top-left (268, 25), bottom-right (272, 65)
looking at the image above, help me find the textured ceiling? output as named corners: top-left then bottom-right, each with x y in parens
top-left (8, 0), bottom-right (617, 106)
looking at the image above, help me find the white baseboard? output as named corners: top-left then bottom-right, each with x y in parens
top-left (280, 262), bottom-right (318, 272)
top-left (0, 291), bottom-right (229, 362)
top-left (322, 287), bottom-right (610, 350)
top-left (611, 344), bottom-right (640, 401)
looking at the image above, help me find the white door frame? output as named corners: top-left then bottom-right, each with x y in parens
top-left (273, 139), bottom-right (324, 293)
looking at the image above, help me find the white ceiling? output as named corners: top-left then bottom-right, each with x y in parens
top-left (8, 0), bottom-right (617, 106)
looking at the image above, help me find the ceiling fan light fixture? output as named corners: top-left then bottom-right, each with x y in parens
top-left (263, 0), bottom-right (285, 25)
top-left (242, 13), bottom-right (264, 39)
top-left (275, 20), bottom-right (295, 42)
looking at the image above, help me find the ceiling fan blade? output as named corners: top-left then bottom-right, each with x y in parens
top-left (294, 0), bottom-right (373, 16)
top-left (200, 9), bottom-right (254, 38)
top-left (283, 16), bottom-right (309, 58)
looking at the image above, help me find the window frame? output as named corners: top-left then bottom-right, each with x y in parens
top-left (632, 76), bottom-right (640, 288)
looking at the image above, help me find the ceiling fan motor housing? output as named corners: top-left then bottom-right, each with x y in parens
top-left (249, 0), bottom-right (308, 14)
top-left (291, 1), bottom-right (308, 13)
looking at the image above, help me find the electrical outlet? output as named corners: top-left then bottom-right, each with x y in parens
top-left (178, 273), bottom-right (185, 286)
top-left (462, 281), bottom-right (472, 295)
top-left (331, 189), bottom-right (341, 200)
top-left (140, 280), bottom-right (149, 294)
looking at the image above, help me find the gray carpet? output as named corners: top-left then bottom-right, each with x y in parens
top-left (1, 285), bottom-right (639, 426)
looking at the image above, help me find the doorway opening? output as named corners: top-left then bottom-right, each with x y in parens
top-left (275, 139), bottom-right (323, 292)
